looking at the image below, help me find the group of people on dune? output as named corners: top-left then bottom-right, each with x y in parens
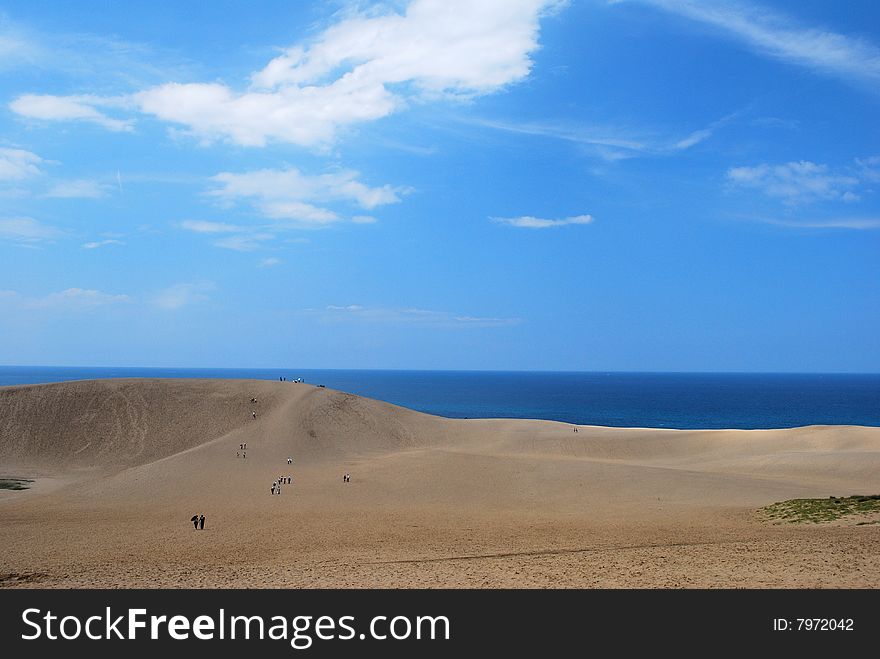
top-left (190, 392), bottom-right (355, 529)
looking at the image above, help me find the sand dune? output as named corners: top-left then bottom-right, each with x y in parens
top-left (1, 378), bottom-right (879, 588)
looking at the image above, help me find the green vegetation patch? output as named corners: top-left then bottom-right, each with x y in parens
top-left (0, 478), bottom-right (33, 491)
top-left (761, 495), bottom-right (880, 524)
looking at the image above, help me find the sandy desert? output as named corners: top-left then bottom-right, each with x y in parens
top-left (1, 378), bottom-right (878, 588)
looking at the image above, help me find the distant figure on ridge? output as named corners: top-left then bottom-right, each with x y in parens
top-left (199, 514), bottom-right (205, 530)
top-left (252, 410), bottom-right (256, 419)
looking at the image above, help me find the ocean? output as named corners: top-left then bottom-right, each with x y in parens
top-left (1, 366), bottom-right (878, 430)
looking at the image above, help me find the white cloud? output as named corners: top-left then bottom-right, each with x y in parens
top-left (209, 168), bottom-right (404, 226)
top-left (82, 239), bottom-right (124, 249)
top-left (19, 288), bottom-right (130, 310)
top-left (14, 0), bottom-right (557, 147)
top-left (634, 0), bottom-right (880, 89)
top-left (491, 214), bottom-right (594, 229)
top-left (315, 304), bottom-right (520, 327)
top-left (0, 217), bottom-right (63, 244)
top-left (152, 281), bottom-right (214, 310)
top-left (470, 117), bottom-right (649, 159)
top-left (0, 287), bottom-right (127, 310)
top-left (179, 219), bottom-right (245, 233)
top-left (0, 147), bottom-right (43, 180)
top-left (673, 128), bottom-right (713, 150)
top-left (326, 304), bottom-right (365, 312)
top-left (252, 0), bottom-right (552, 96)
top-left (756, 217), bottom-right (880, 230)
top-left (10, 94), bottom-right (134, 131)
top-left (46, 179), bottom-right (109, 198)
top-left (856, 155), bottom-right (880, 183)
top-left (213, 233), bottom-right (276, 252)
top-left (134, 79), bottom-right (397, 148)
top-left (352, 215), bottom-right (378, 224)
top-left (727, 161), bottom-right (860, 205)
top-left (178, 219), bottom-right (276, 251)
top-left (472, 108), bottom-right (741, 160)
top-left (0, 20), bottom-right (36, 70)
top-left (259, 201), bottom-right (340, 224)
top-left (258, 257), bottom-right (281, 268)
top-left (1, 15), bottom-right (196, 84)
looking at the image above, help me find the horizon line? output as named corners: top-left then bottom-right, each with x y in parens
top-left (1, 364), bottom-right (879, 376)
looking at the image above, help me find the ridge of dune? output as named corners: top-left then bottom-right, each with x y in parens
top-left (0, 378), bottom-right (440, 470)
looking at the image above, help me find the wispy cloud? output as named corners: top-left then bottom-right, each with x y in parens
top-left (27, 288), bottom-right (130, 309)
top-left (179, 220), bottom-right (245, 234)
top-left (0, 147), bottom-right (44, 181)
top-left (727, 160), bottom-right (862, 205)
top-left (152, 281), bottom-right (214, 310)
top-left (632, 0), bottom-right (880, 89)
top-left (0, 16), bottom-right (40, 71)
top-left (258, 257), bottom-right (281, 268)
top-left (469, 117), bottom-right (649, 160)
top-left (209, 168), bottom-right (405, 226)
top-left (0, 217), bottom-right (64, 244)
top-left (213, 233), bottom-right (276, 252)
top-left (752, 216), bottom-right (880, 230)
top-left (856, 156), bottom-right (880, 183)
top-left (0, 287), bottom-right (129, 309)
top-left (82, 239), bottom-right (124, 249)
top-left (471, 108), bottom-right (742, 160)
top-left (0, 14), bottom-right (196, 84)
top-left (46, 179), bottom-right (110, 198)
top-left (179, 219), bottom-right (277, 251)
top-left (312, 304), bottom-right (520, 327)
top-left (10, 94), bottom-right (134, 131)
top-left (492, 214), bottom-right (594, 229)
top-left (672, 109), bottom-right (743, 150)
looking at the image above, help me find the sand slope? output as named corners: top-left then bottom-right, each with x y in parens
top-left (1, 378), bottom-right (879, 588)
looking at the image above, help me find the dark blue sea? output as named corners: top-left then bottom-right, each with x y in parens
top-left (0, 366), bottom-right (878, 430)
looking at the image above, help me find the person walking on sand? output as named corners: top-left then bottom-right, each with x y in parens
top-left (199, 514), bottom-right (205, 530)
top-left (191, 514), bottom-right (199, 529)
top-left (252, 410), bottom-right (256, 419)
top-left (271, 483), bottom-right (276, 495)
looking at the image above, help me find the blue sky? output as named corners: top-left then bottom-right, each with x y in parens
top-left (1, 0), bottom-right (878, 371)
